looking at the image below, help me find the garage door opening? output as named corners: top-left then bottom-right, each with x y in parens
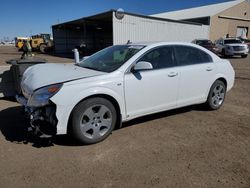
top-left (236, 26), bottom-right (248, 39)
top-left (52, 11), bottom-right (113, 56)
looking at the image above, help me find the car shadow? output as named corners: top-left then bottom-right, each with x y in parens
top-left (0, 104), bottom-right (208, 148)
top-left (0, 105), bottom-right (75, 148)
top-left (121, 104), bottom-right (209, 129)
top-left (220, 56), bottom-right (244, 59)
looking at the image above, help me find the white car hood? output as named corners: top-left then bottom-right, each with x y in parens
top-left (22, 63), bottom-right (105, 92)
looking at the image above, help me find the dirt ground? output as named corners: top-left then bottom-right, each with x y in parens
top-left (0, 46), bottom-right (250, 187)
top-left (0, 46), bottom-right (74, 65)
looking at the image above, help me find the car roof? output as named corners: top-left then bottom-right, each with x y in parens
top-left (223, 38), bottom-right (240, 40)
top-left (124, 41), bottom-right (199, 47)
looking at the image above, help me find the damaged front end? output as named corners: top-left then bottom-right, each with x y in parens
top-left (16, 83), bottom-right (63, 138)
top-left (17, 95), bottom-right (58, 138)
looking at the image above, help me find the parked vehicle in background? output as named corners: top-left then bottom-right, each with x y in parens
top-left (215, 38), bottom-right (249, 58)
top-left (15, 34), bottom-right (54, 53)
top-left (17, 42), bottom-right (235, 144)
top-left (192, 39), bottom-right (219, 55)
top-left (30, 34), bottom-right (54, 53)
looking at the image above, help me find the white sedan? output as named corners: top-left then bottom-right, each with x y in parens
top-left (17, 42), bottom-right (235, 144)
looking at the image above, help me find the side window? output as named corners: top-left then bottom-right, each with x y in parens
top-left (174, 45), bottom-right (212, 66)
top-left (138, 46), bottom-right (176, 69)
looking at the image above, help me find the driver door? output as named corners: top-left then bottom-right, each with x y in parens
top-left (124, 46), bottom-right (179, 118)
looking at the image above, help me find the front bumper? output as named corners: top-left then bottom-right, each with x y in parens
top-left (225, 49), bottom-right (248, 56)
top-left (16, 95), bottom-right (58, 138)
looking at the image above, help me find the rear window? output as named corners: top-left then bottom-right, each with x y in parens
top-left (174, 45), bottom-right (212, 65)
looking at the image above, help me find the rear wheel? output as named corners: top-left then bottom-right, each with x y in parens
top-left (241, 54), bottom-right (248, 58)
top-left (71, 97), bottom-right (117, 144)
top-left (205, 80), bottom-right (226, 110)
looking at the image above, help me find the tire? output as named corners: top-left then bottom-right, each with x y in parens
top-left (221, 49), bottom-right (227, 58)
top-left (71, 97), bottom-right (117, 144)
top-left (205, 80), bottom-right (226, 110)
top-left (241, 54), bottom-right (247, 58)
top-left (39, 44), bottom-right (46, 53)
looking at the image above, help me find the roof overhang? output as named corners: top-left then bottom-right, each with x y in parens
top-left (218, 15), bottom-right (250, 22)
top-left (52, 9), bottom-right (203, 29)
top-left (52, 11), bottom-right (113, 28)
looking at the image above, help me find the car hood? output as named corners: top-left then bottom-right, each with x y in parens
top-left (22, 63), bottom-right (106, 92)
top-left (225, 43), bottom-right (247, 47)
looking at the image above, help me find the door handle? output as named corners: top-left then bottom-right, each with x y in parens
top-left (168, 72), bottom-right (178, 77)
top-left (206, 67), bottom-right (213, 71)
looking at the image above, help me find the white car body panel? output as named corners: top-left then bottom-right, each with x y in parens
top-left (20, 42), bottom-right (235, 135)
top-left (124, 67), bottom-right (179, 118)
top-left (177, 62), bottom-right (215, 106)
top-left (22, 63), bottom-right (106, 91)
top-left (50, 72), bottom-right (126, 134)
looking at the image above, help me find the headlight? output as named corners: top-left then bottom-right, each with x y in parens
top-left (28, 83), bottom-right (62, 107)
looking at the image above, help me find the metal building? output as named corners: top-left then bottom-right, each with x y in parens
top-left (152, 0), bottom-right (250, 41)
top-left (52, 10), bottom-right (209, 55)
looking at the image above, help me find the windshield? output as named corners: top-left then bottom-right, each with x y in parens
top-left (224, 39), bottom-right (242, 44)
top-left (78, 45), bottom-right (145, 73)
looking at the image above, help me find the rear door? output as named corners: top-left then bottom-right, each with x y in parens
top-left (174, 45), bottom-right (215, 106)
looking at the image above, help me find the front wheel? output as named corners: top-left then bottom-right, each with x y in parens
top-left (39, 44), bottom-right (46, 53)
top-left (241, 54), bottom-right (248, 58)
top-left (70, 97), bottom-right (117, 144)
top-left (205, 80), bottom-right (226, 110)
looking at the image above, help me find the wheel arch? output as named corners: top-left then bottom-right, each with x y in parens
top-left (67, 94), bottom-right (122, 134)
top-left (216, 77), bottom-right (227, 89)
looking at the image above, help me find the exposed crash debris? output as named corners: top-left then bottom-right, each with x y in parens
top-left (17, 94), bottom-right (58, 138)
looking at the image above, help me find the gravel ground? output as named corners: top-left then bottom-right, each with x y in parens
top-left (0, 46), bottom-right (250, 187)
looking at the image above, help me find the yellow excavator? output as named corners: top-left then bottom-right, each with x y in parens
top-left (30, 34), bottom-right (53, 53)
top-left (16, 34), bottom-right (53, 53)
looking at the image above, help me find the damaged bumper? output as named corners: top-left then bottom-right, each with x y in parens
top-left (16, 95), bottom-right (58, 138)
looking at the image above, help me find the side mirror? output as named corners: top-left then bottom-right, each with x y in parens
top-left (133, 61), bottom-right (153, 72)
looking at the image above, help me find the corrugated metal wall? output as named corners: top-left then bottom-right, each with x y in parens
top-left (53, 11), bottom-right (210, 54)
top-left (113, 13), bottom-right (210, 44)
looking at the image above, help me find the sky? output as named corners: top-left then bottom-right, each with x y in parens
top-left (0, 0), bottom-right (232, 40)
